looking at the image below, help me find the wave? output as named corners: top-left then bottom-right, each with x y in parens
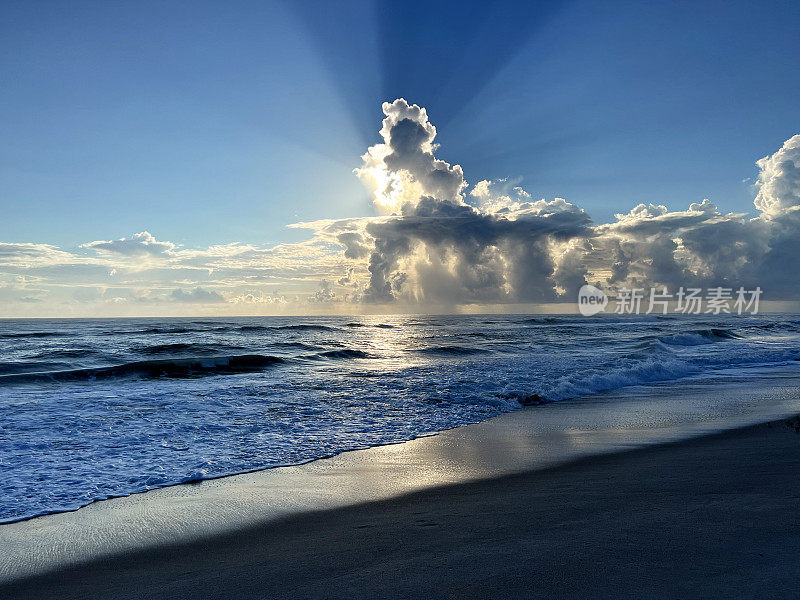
top-left (522, 317), bottom-right (559, 324)
top-left (132, 342), bottom-right (247, 356)
top-left (0, 361), bottom-right (71, 375)
top-left (657, 327), bottom-right (740, 346)
top-left (269, 341), bottom-right (325, 351)
top-left (28, 348), bottom-right (98, 359)
top-left (309, 349), bottom-right (374, 360)
top-left (531, 330), bottom-right (796, 402)
top-left (120, 323), bottom-right (339, 335)
top-left (0, 331), bottom-right (69, 339)
top-left (346, 370), bottom-right (385, 378)
top-left (272, 324), bottom-right (338, 332)
top-left (0, 354), bottom-right (286, 385)
top-left (238, 324), bottom-right (339, 333)
top-left (236, 325), bottom-right (270, 332)
top-left (745, 321), bottom-right (800, 333)
top-left (706, 327), bottom-right (739, 339)
top-left (415, 345), bottom-right (490, 356)
top-left (496, 392), bottom-right (548, 406)
top-left (130, 327), bottom-right (220, 335)
top-left (539, 350), bottom-right (700, 402)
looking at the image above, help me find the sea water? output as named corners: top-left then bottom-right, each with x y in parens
top-left (1, 313), bottom-right (799, 522)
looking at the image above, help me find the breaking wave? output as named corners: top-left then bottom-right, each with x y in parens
top-left (657, 327), bottom-right (740, 346)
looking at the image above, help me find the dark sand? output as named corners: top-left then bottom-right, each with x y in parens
top-left (3, 418), bottom-right (800, 599)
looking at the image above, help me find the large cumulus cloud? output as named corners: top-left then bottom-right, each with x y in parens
top-left (314, 100), bottom-right (800, 304)
top-left (348, 99), bottom-right (594, 304)
top-left (354, 99), bottom-right (467, 215)
top-left (754, 135), bottom-right (800, 218)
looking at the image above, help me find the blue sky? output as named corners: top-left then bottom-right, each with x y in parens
top-left (4, 0), bottom-right (799, 246)
top-left (1, 0), bottom-right (799, 315)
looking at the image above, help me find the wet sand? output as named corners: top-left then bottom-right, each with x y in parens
top-left (3, 418), bottom-right (800, 599)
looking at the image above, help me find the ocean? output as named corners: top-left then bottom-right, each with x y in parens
top-left (2, 313), bottom-right (800, 523)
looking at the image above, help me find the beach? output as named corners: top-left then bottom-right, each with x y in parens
top-left (2, 369), bottom-right (800, 599)
top-left (3, 419), bottom-right (800, 599)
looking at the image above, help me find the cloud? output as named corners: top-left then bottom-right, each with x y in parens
top-left (754, 134), bottom-right (800, 218)
top-left (336, 232), bottom-right (372, 259)
top-left (346, 100), bottom-right (593, 304)
top-left (354, 99), bottom-right (467, 215)
top-left (0, 243), bottom-right (83, 268)
top-left (286, 102), bottom-right (799, 307)
top-left (1, 99), bottom-right (799, 314)
top-left (360, 199), bottom-right (591, 303)
top-left (229, 291), bottom-right (288, 305)
top-left (310, 280), bottom-right (336, 303)
top-left (342, 101), bottom-right (800, 304)
top-left (170, 287), bottom-right (226, 303)
top-left (82, 231), bottom-right (177, 258)
top-left (468, 177), bottom-right (532, 213)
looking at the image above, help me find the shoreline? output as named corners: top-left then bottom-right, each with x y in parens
top-left (4, 417), bottom-right (800, 598)
top-left (4, 362), bottom-right (799, 528)
top-left (0, 407), bottom-right (505, 528)
top-left (2, 365), bottom-right (800, 590)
